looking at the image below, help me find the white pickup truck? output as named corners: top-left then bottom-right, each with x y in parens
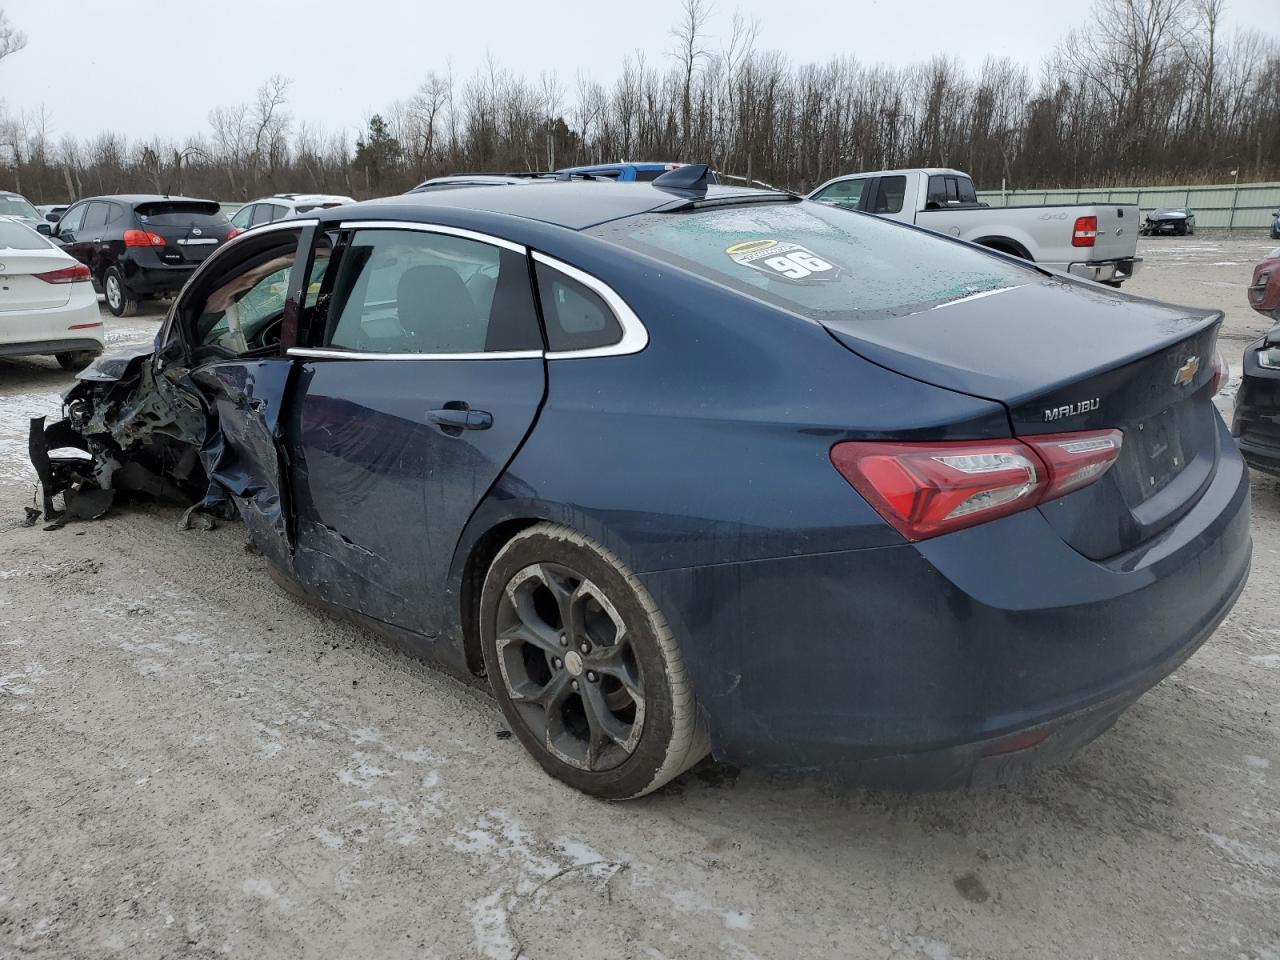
top-left (808, 168), bottom-right (1141, 286)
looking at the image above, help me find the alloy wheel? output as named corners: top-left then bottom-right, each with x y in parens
top-left (494, 562), bottom-right (645, 771)
top-left (106, 274), bottom-right (122, 311)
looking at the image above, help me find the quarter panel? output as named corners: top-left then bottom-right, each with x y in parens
top-left (456, 262), bottom-right (1010, 583)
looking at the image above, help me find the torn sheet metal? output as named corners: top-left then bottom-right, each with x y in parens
top-left (26, 351), bottom-right (222, 528)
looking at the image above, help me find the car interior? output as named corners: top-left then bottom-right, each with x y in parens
top-left (319, 229), bottom-right (539, 355)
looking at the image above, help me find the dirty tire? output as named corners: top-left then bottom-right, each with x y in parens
top-left (55, 350), bottom-right (99, 372)
top-left (480, 523), bottom-right (707, 800)
top-left (103, 267), bottom-right (138, 318)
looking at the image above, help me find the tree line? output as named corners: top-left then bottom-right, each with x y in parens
top-left (1, 0), bottom-right (1278, 205)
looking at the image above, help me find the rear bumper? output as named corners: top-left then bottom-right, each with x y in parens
top-left (1236, 438), bottom-right (1280, 477)
top-left (0, 337), bottom-right (104, 358)
top-left (1065, 256), bottom-right (1142, 284)
top-left (117, 258), bottom-right (198, 296)
top-left (0, 292), bottom-right (104, 356)
top-left (642, 423), bottom-right (1251, 788)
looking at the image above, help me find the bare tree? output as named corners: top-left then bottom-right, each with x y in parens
top-left (2, 5), bottom-right (1279, 205)
top-left (670, 0), bottom-right (714, 155)
top-left (0, 8), bottom-right (25, 62)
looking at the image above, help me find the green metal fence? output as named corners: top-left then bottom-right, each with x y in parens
top-left (977, 180), bottom-right (1280, 230)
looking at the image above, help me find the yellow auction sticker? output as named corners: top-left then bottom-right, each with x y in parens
top-left (725, 239), bottom-right (778, 255)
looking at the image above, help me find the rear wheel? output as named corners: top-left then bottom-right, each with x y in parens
top-left (55, 350), bottom-right (99, 372)
top-left (480, 523), bottom-right (706, 799)
top-left (103, 268), bottom-right (138, 317)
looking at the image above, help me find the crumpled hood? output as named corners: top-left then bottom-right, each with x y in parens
top-left (74, 346), bottom-right (157, 385)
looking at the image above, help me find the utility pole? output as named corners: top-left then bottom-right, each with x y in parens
top-left (1228, 167), bottom-right (1240, 233)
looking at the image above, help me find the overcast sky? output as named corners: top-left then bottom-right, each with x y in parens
top-left (0, 0), bottom-right (1274, 143)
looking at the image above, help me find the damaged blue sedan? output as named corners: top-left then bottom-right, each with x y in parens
top-left (30, 166), bottom-right (1251, 798)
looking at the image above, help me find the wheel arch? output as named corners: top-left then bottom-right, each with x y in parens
top-left (456, 516), bottom-right (543, 676)
top-left (974, 235), bottom-right (1034, 261)
top-left (451, 501), bottom-right (638, 677)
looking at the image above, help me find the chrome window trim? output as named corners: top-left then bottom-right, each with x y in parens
top-left (338, 219), bottom-right (526, 254)
top-left (532, 251), bottom-right (649, 359)
top-left (288, 347), bottom-right (542, 362)
top-left (224, 216), bottom-right (318, 245)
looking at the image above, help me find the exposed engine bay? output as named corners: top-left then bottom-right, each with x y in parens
top-left (27, 350), bottom-right (229, 529)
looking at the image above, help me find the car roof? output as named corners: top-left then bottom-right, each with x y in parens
top-left (334, 180), bottom-right (782, 232)
top-left (74, 194), bottom-right (217, 206)
top-left (557, 162), bottom-right (677, 172)
top-left (413, 175), bottom-right (536, 189)
top-left (820, 168), bottom-right (966, 183)
top-left (268, 193), bottom-right (354, 204)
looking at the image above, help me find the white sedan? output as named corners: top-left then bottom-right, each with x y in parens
top-left (0, 215), bottom-right (104, 370)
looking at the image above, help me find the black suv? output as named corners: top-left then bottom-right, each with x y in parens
top-left (52, 195), bottom-right (236, 316)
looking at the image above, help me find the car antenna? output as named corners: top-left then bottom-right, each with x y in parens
top-left (652, 163), bottom-right (712, 198)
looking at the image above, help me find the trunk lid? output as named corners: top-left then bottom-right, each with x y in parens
top-left (0, 250), bottom-right (76, 311)
top-left (134, 200), bottom-right (232, 265)
top-left (825, 278), bottom-right (1222, 558)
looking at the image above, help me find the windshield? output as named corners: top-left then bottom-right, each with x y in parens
top-left (0, 218), bottom-right (49, 249)
top-left (0, 195), bottom-right (39, 220)
top-left (588, 201), bottom-right (1033, 321)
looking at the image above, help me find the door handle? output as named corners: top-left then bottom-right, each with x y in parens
top-left (428, 407), bottom-right (493, 433)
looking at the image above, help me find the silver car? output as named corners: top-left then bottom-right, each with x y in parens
top-left (0, 190), bottom-right (45, 232)
top-left (229, 193), bottom-right (354, 232)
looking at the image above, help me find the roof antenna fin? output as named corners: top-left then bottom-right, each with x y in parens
top-left (652, 163), bottom-right (712, 198)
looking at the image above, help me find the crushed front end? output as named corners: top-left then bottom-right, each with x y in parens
top-left (27, 349), bottom-right (215, 528)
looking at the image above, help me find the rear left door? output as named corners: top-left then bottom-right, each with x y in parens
top-left (286, 221), bottom-right (546, 638)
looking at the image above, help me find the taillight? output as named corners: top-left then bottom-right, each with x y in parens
top-left (123, 229), bottom-right (167, 247)
top-left (34, 263), bottom-right (92, 284)
top-left (226, 227), bottom-right (243, 240)
top-left (831, 428), bottom-right (1123, 541)
top-left (1072, 215), bottom-right (1098, 247)
top-left (1209, 349), bottom-right (1229, 396)
top-left (1023, 431), bottom-right (1124, 501)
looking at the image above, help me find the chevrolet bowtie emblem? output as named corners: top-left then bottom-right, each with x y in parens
top-left (1174, 356), bottom-right (1200, 387)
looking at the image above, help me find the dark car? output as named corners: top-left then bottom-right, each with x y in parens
top-left (50, 195), bottom-right (237, 317)
top-left (1231, 247), bottom-right (1280, 474)
top-left (29, 169), bottom-right (1250, 799)
top-left (1141, 207), bottom-right (1196, 236)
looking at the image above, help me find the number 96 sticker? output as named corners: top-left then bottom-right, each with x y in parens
top-left (725, 239), bottom-right (842, 283)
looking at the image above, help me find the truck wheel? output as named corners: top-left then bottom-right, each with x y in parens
top-left (480, 523), bottom-right (708, 799)
top-left (103, 268), bottom-right (138, 318)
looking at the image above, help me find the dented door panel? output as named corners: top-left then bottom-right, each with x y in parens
top-left (190, 357), bottom-right (297, 569)
top-left (287, 358), bottom-right (545, 638)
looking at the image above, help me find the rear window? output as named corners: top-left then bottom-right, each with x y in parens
top-left (0, 219), bottom-right (49, 249)
top-left (0, 195), bottom-right (39, 220)
top-left (135, 201), bottom-right (228, 227)
top-left (587, 201), bottom-right (1032, 322)
top-left (535, 262), bottom-right (623, 351)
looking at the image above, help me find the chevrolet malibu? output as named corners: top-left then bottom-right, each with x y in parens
top-left (29, 168), bottom-right (1251, 799)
